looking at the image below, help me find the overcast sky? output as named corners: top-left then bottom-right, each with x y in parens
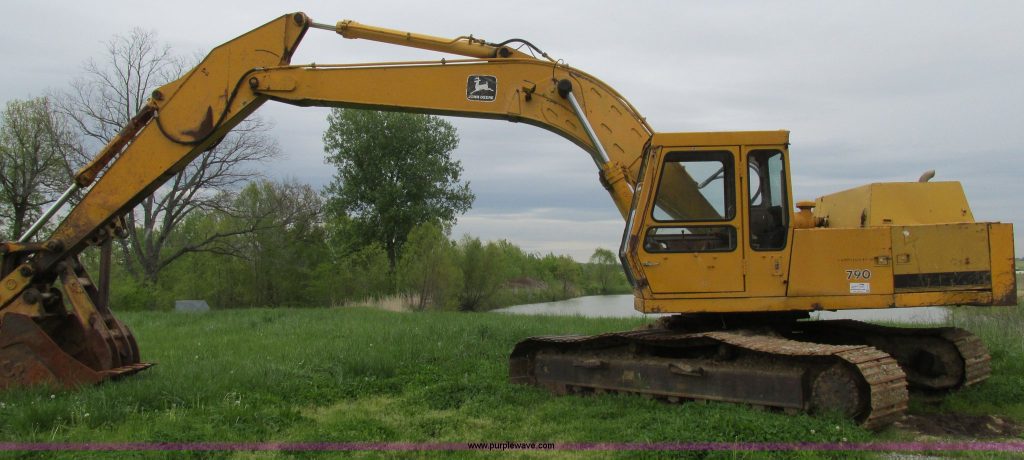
top-left (3, 1), bottom-right (1022, 259)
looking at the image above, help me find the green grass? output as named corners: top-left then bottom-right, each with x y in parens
top-left (0, 308), bottom-right (886, 459)
top-left (920, 303), bottom-right (1024, 421)
top-left (3, 305), bottom-right (1024, 458)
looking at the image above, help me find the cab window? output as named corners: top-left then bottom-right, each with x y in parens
top-left (652, 151), bottom-right (734, 222)
top-left (747, 149), bottom-right (788, 251)
top-left (644, 226), bottom-right (736, 253)
top-left (646, 150), bottom-right (737, 254)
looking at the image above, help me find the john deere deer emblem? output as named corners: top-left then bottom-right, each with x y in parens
top-left (467, 75), bottom-right (497, 101)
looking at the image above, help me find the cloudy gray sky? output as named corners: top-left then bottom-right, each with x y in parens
top-left (3, 1), bottom-right (1022, 259)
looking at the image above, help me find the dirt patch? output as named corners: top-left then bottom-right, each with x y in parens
top-left (370, 295), bottom-right (411, 312)
top-left (894, 413), bottom-right (1023, 439)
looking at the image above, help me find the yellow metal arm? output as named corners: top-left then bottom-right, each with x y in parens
top-left (248, 60), bottom-right (649, 213)
top-left (24, 12), bottom-right (651, 277)
top-left (31, 12), bottom-right (311, 272)
top-left (0, 9), bottom-right (655, 391)
top-left (321, 20), bottom-right (537, 60)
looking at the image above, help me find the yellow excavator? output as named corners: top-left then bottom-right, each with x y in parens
top-left (0, 13), bottom-right (1015, 429)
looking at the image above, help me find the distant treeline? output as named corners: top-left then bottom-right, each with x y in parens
top-left (0, 31), bottom-right (632, 314)
top-left (95, 181), bottom-right (631, 312)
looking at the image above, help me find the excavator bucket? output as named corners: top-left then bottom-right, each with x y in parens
top-left (0, 311), bottom-right (152, 390)
top-left (0, 257), bottom-right (153, 390)
top-left (0, 313), bottom-right (105, 389)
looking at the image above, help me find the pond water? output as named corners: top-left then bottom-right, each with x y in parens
top-left (495, 294), bottom-right (951, 324)
top-left (496, 295), bottom-right (648, 318)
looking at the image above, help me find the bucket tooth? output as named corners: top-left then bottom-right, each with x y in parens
top-left (101, 362), bottom-right (155, 380)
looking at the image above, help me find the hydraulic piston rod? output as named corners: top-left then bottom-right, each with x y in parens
top-left (557, 79), bottom-right (611, 168)
top-left (18, 184), bottom-right (79, 243)
top-left (313, 19), bottom-right (531, 59)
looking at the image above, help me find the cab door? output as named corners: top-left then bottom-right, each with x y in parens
top-left (630, 147), bottom-right (745, 294)
top-left (742, 147), bottom-right (792, 297)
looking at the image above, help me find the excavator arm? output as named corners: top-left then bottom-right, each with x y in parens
top-left (0, 12), bottom-right (654, 388)
top-left (43, 13), bottom-right (653, 272)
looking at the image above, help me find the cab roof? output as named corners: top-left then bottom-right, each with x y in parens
top-left (652, 130), bottom-right (790, 147)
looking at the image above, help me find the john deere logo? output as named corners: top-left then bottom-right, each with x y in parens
top-left (467, 75), bottom-right (497, 101)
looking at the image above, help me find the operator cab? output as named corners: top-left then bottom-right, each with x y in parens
top-left (620, 131), bottom-right (793, 308)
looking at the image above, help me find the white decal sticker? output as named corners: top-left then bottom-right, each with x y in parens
top-left (467, 75), bottom-right (497, 101)
top-left (850, 282), bottom-right (871, 294)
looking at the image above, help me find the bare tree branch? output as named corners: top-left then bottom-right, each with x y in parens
top-left (51, 28), bottom-right (279, 284)
top-left (0, 97), bottom-right (78, 240)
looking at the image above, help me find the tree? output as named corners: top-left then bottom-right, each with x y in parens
top-left (54, 28), bottom-right (279, 284)
top-left (221, 179), bottom-right (324, 306)
top-left (310, 243), bottom-right (392, 307)
top-left (543, 254), bottom-right (582, 299)
top-left (0, 97), bottom-right (77, 240)
top-left (151, 179), bottom-right (325, 309)
top-left (396, 222), bottom-right (462, 311)
top-left (322, 108), bottom-right (474, 268)
top-left (457, 236), bottom-right (510, 311)
top-left (587, 248), bottom-right (621, 294)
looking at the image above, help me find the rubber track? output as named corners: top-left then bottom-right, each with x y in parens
top-left (703, 332), bottom-right (908, 430)
top-left (513, 330), bottom-right (909, 429)
top-left (796, 320), bottom-right (991, 389)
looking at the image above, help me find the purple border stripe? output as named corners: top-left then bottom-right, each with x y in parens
top-left (563, 442), bottom-right (1024, 451)
top-left (0, 442), bottom-right (1022, 452)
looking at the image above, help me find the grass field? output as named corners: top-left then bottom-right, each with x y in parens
top-left (0, 305), bottom-right (1022, 458)
top-left (940, 304), bottom-right (1024, 421)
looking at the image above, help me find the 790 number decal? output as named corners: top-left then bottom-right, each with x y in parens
top-left (845, 269), bottom-right (872, 280)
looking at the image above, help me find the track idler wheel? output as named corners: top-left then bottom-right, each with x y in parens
top-left (809, 363), bottom-right (864, 419)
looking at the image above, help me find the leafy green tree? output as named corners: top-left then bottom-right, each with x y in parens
top-left (542, 254), bottom-right (582, 299)
top-left (154, 179), bottom-right (324, 309)
top-left (0, 97), bottom-right (76, 240)
top-left (494, 239), bottom-right (530, 278)
top-left (322, 109), bottom-right (474, 268)
top-left (587, 248), bottom-right (621, 294)
top-left (457, 236), bottom-right (510, 311)
top-left (397, 223), bottom-right (462, 311)
top-left (229, 180), bottom-right (324, 307)
top-left (310, 243), bottom-right (392, 306)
